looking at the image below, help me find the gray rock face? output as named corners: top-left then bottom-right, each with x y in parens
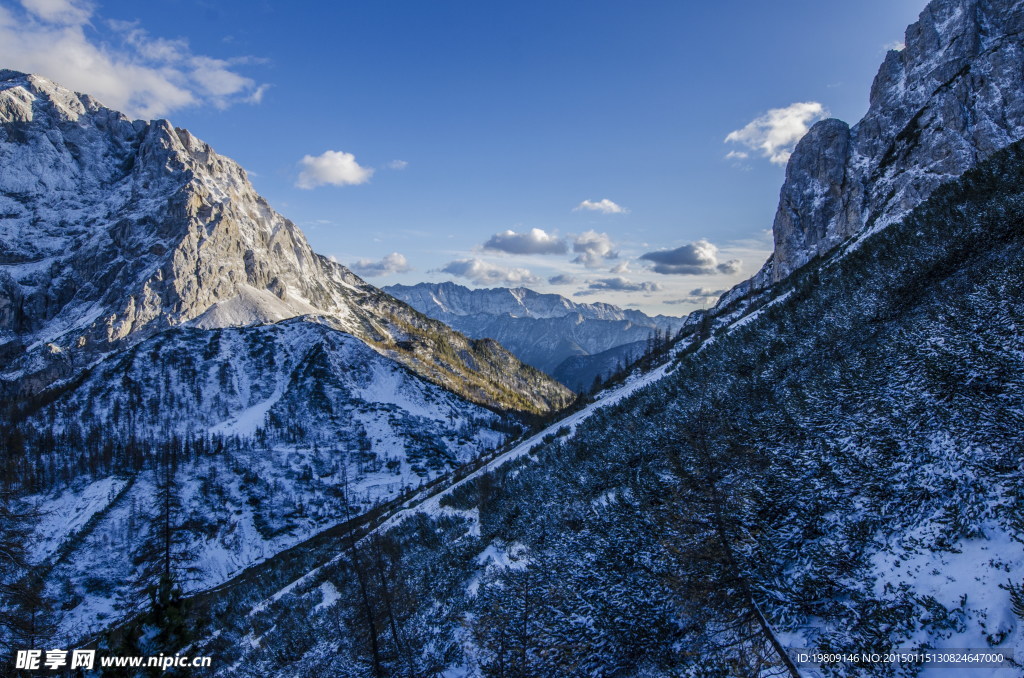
top-left (770, 0), bottom-right (1024, 281)
top-left (0, 71), bottom-right (572, 412)
top-left (772, 119), bottom-right (860, 277)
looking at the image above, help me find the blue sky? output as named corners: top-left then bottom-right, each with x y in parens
top-left (0, 0), bottom-right (926, 313)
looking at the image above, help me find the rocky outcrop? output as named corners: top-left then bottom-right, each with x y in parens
top-left (0, 71), bottom-right (572, 412)
top-left (771, 119), bottom-right (861, 277)
top-left (769, 0), bottom-right (1024, 281)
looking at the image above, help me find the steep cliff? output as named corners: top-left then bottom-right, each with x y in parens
top-left (767, 0), bottom-right (1024, 281)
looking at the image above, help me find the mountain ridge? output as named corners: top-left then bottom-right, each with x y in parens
top-left (0, 70), bottom-right (572, 413)
top-left (385, 281), bottom-right (684, 387)
top-left (384, 281), bottom-right (678, 324)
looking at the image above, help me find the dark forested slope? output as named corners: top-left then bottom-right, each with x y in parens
top-left (191, 108), bottom-right (1024, 678)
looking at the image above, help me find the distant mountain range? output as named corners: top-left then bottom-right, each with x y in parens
top-left (385, 281), bottom-right (685, 390)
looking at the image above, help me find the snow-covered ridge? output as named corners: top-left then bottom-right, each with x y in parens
top-left (385, 281), bottom-right (674, 323)
top-left (385, 281), bottom-right (685, 387)
top-left (0, 69), bottom-right (571, 412)
top-left (18, 314), bottom-right (512, 641)
top-left (0, 71), bottom-right (106, 123)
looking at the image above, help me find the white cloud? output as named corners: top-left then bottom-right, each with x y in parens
top-left (189, 56), bottom-right (255, 104)
top-left (0, 2), bottom-right (267, 119)
top-left (574, 198), bottom-right (627, 214)
top-left (349, 252), bottom-right (411, 277)
top-left (725, 101), bottom-right (828, 165)
top-left (572, 231), bottom-right (618, 268)
top-left (439, 258), bottom-right (539, 286)
top-left (548, 274), bottom-right (576, 285)
top-left (296, 150), bottom-right (374, 189)
top-left (724, 150), bottom-right (749, 160)
top-left (387, 159), bottom-right (409, 170)
top-left (20, 0), bottom-right (90, 24)
top-left (884, 40), bottom-right (906, 51)
top-left (483, 228), bottom-right (567, 255)
top-left (246, 83), bottom-right (270, 104)
top-left (663, 288), bottom-right (727, 306)
top-left (640, 239), bottom-right (742, 275)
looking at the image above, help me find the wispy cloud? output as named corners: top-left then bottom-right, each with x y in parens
top-left (439, 258), bottom-right (539, 286)
top-left (640, 239), bottom-right (741, 275)
top-left (350, 252), bottom-right (411, 277)
top-left (386, 159), bottom-right (409, 170)
top-left (547, 274), bottom-right (576, 285)
top-left (21, 0), bottom-right (89, 24)
top-left (725, 101), bottom-right (827, 165)
top-left (663, 287), bottom-right (727, 308)
top-left (575, 277), bottom-right (661, 296)
top-left (0, 0), bottom-right (267, 118)
top-left (679, 287), bottom-right (726, 304)
top-left (296, 150), bottom-right (374, 189)
top-left (572, 231), bottom-right (618, 268)
top-left (574, 198), bottom-right (628, 214)
top-left (482, 228), bottom-right (567, 255)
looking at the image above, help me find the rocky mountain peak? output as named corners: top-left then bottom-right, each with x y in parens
top-left (0, 72), bottom-right (572, 411)
top-left (0, 70), bottom-right (106, 123)
top-left (769, 0), bottom-right (1024, 282)
top-left (385, 281), bottom-right (685, 389)
top-left (385, 281), bottom-right (667, 323)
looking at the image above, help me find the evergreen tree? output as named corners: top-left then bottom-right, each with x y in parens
top-left (129, 438), bottom-right (191, 660)
top-left (0, 493), bottom-right (58, 650)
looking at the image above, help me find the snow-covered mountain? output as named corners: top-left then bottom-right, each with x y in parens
top-left (0, 70), bottom-right (571, 414)
top-left (385, 282), bottom-right (685, 389)
top-left (13, 317), bottom-right (516, 641)
top-left (385, 281), bottom-right (663, 322)
top-left (0, 69), bottom-right (573, 649)
top-left (6, 0), bottom-right (1024, 673)
top-left (145, 1), bottom-right (1024, 675)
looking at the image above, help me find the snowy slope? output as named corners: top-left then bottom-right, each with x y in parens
top-left (17, 318), bottom-right (512, 642)
top-left (213, 134), bottom-right (1024, 677)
